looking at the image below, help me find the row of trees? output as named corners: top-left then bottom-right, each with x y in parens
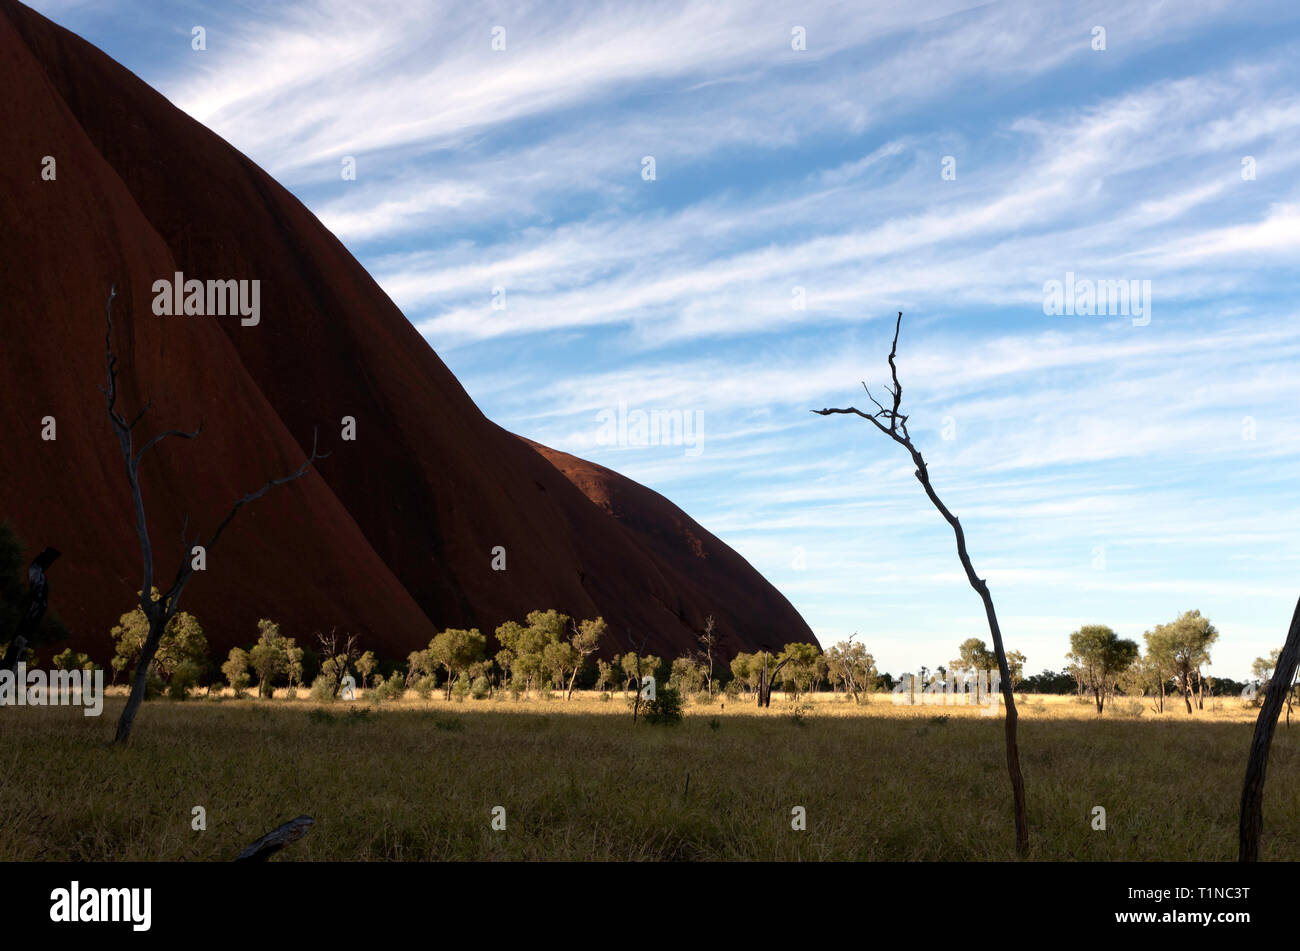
top-left (81, 589), bottom-right (1263, 718)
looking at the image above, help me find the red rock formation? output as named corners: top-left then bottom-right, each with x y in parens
top-left (0, 0), bottom-right (815, 664)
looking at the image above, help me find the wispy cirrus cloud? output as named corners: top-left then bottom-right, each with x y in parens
top-left (37, 0), bottom-right (1300, 678)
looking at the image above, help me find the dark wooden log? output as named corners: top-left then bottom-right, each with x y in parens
top-left (234, 815), bottom-right (315, 862)
top-left (1239, 596), bottom-right (1300, 861)
top-left (3, 547), bottom-right (59, 673)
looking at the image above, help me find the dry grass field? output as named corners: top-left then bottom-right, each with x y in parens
top-left (1, 688), bottom-right (1294, 861)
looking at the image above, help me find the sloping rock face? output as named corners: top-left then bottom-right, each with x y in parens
top-left (0, 0), bottom-right (816, 663)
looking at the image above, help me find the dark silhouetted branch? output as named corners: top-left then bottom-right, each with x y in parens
top-left (813, 311), bottom-right (1029, 856)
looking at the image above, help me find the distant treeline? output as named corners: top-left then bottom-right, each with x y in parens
top-left (0, 525), bottom-right (1262, 709)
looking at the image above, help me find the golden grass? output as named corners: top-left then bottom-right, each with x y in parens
top-left (1, 688), bottom-right (1294, 861)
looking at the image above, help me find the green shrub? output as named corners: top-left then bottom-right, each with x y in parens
top-left (310, 674), bottom-right (336, 703)
top-left (469, 675), bottom-right (490, 700)
top-left (375, 673), bottom-right (405, 703)
top-left (414, 674), bottom-right (435, 700)
top-left (644, 685), bottom-right (683, 725)
top-left (451, 677), bottom-right (470, 702)
top-left (167, 660), bottom-right (201, 701)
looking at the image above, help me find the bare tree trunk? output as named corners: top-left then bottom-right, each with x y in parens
top-left (114, 613), bottom-right (166, 743)
top-left (815, 312), bottom-right (1029, 856)
top-left (99, 285), bottom-right (327, 744)
top-left (1239, 596), bottom-right (1300, 861)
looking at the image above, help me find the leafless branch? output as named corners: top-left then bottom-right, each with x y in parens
top-left (811, 310), bottom-right (1029, 855)
top-left (134, 426), bottom-right (202, 467)
top-left (100, 284), bottom-right (329, 743)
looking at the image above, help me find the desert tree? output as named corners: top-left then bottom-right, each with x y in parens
top-left (826, 635), bottom-right (875, 702)
top-left (101, 285), bottom-right (326, 741)
top-left (813, 311), bottom-right (1029, 855)
top-left (589, 658), bottom-right (609, 693)
top-left (222, 647), bottom-right (251, 697)
top-left (284, 638), bottom-right (304, 697)
top-left (564, 617), bottom-right (606, 699)
top-left (1240, 596), bottom-right (1300, 861)
top-left (109, 587), bottom-right (207, 688)
top-left (1006, 650), bottom-right (1027, 690)
top-left (249, 619), bottom-right (289, 699)
top-left (729, 652), bottom-right (755, 696)
top-left (495, 610), bottom-right (570, 695)
top-left (950, 637), bottom-right (995, 704)
top-left (1144, 611), bottom-right (1218, 714)
top-left (1065, 625), bottom-right (1138, 714)
top-left (315, 629), bottom-right (360, 697)
top-left (776, 642), bottom-right (824, 697)
top-left (406, 644), bottom-right (436, 688)
top-left (669, 656), bottom-right (707, 696)
top-left (1250, 650), bottom-right (1279, 701)
top-left (429, 627), bottom-right (486, 699)
top-left (356, 650), bottom-right (378, 690)
top-left (619, 649), bottom-right (663, 696)
top-left (1120, 654), bottom-right (1166, 713)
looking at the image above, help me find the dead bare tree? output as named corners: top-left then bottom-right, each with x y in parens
top-left (101, 284), bottom-right (327, 743)
top-left (315, 629), bottom-right (360, 697)
top-left (1239, 595), bottom-right (1300, 861)
top-left (696, 614), bottom-right (718, 697)
top-left (813, 311), bottom-right (1029, 856)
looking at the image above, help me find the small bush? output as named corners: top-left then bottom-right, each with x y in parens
top-left (310, 674), bottom-right (336, 703)
top-left (414, 674), bottom-right (435, 700)
top-left (374, 673), bottom-right (405, 703)
top-left (167, 661), bottom-right (201, 701)
top-left (1109, 698), bottom-right (1145, 718)
top-left (644, 685), bottom-right (683, 726)
top-left (469, 676), bottom-right (490, 700)
top-left (451, 677), bottom-right (470, 702)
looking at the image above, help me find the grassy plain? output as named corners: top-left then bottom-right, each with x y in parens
top-left (1, 688), bottom-right (1292, 861)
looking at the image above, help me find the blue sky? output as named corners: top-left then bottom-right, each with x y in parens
top-left (34, 0), bottom-right (1300, 680)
